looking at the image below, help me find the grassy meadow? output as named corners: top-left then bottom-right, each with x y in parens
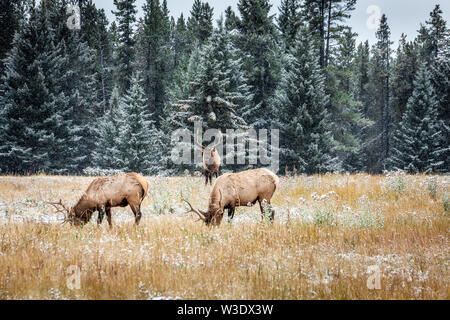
top-left (0, 172), bottom-right (448, 299)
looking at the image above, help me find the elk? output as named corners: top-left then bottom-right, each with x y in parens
top-left (194, 129), bottom-right (222, 185)
top-left (47, 173), bottom-right (149, 227)
top-left (182, 168), bottom-right (279, 226)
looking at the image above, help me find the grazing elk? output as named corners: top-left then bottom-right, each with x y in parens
top-left (183, 168), bottom-right (279, 226)
top-left (48, 173), bottom-right (149, 227)
top-left (195, 129), bottom-right (222, 186)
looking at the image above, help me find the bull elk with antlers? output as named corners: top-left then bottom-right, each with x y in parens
top-left (195, 129), bottom-right (222, 186)
top-left (48, 173), bottom-right (149, 227)
top-left (183, 168), bottom-right (279, 226)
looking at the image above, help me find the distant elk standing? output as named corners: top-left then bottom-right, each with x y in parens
top-left (194, 129), bottom-right (222, 185)
top-left (48, 173), bottom-right (149, 227)
top-left (183, 168), bottom-right (279, 226)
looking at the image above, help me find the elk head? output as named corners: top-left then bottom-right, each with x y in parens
top-left (194, 129), bottom-right (223, 157)
top-left (182, 199), bottom-right (211, 224)
top-left (46, 199), bottom-right (89, 226)
top-left (182, 190), bottom-right (224, 226)
top-left (195, 129), bottom-right (223, 185)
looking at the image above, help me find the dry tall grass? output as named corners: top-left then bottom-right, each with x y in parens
top-left (0, 172), bottom-right (448, 299)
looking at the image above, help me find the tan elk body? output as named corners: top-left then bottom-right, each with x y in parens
top-left (184, 168), bottom-right (279, 226)
top-left (203, 148), bottom-right (221, 182)
top-left (195, 130), bottom-right (222, 185)
top-left (49, 173), bottom-right (149, 227)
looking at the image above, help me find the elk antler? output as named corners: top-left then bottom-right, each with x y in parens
top-left (182, 198), bottom-right (206, 222)
top-left (210, 129), bottom-right (222, 149)
top-left (193, 129), bottom-right (223, 150)
top-left (47, 199), bottom-right (69, 213)
top-left (46, 199), bottom-right (70, 223)
top-left (193, 129), bottom-right (205, 151)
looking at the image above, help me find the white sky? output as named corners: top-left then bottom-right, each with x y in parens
top-left (94, 0), bottom-right (450, 47)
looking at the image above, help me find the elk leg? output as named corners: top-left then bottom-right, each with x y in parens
top-left (258, 201), bottom-right (264, 220)
top-left (209, 172), bottom-right (212, 185)
top-left (258, 200), bottom-right (274, 223)
top-left (97, 206), bottom-right (105, 225)
top-left (105, 205), bottom-right (112, 228)
top-left (130, 204), bottom-right (142, 225)
top-left (204, 171), bottom-right (209, 185)
top-left (227, 206), bottom-right (235, 220)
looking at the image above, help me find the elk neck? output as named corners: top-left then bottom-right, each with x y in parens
top-left (73, 194), bottom-right (95, 217)
top-left (208, 187), bottom-right (223, 213)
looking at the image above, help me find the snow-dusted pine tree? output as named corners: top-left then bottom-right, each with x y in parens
top-left (328, 27), bottom-right (372, 172)
top-left (187, 0), bottom-right (214, 44)
top-left (272, 27), bottom-right (337, 174)
top-left (427, 5), bottom-right (450, 173)
top-left (0, 5), bottom-right (71, 174)
top-left (93, 87), bottom-right (123, 170)
top-left (118, 72), bottom-right (158, 174)
top-left (157, 45), bottom-right (202, 175)
top-left (169, 24), bottom-right (250, 173)
top-left (277, 0), bottom-right (302, 51)
top-left (37, 0), bottom-right (100, 173)
top-left (112, 0), bottom-right (137, 95)
top-left (136, 0), bottom-right (172, 127)
top-left (62, 31), bottom-right (99, 173)
top-left (365, 14), bottom-right (393, 173)
top-left (236, 0), bottom-right (281, 130)
top-left (389, 64), bottom-right (444, 173)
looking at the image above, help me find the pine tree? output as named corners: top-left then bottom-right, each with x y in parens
top-left (187, 0), bottom-right (213, 44)
top-left (136, 0), bottom-right (172, 127)
top-left (224, 6), bottom-right (240, 32)
top-left (109, 20), bottom-right (120, 75)
top-left (63, 34), bottom-right (99, 173)
top-left (0, 4), bottom-right (70, 173)
top-left (328, 28), bottom-right (372, 171)
top-left (112, 0), bottom-right (137, 95)
top-left (391, 34), bottom-right (420, 124)
top-left (426, 5), bottom-right (450, 172)
top-left (49, 0), bottom-right (99, 173)
top-left (431, 31), bottom-right (450, 125)
top-left (302, 0), bottom-right (357, 69)
top-left (169, 45), bottom-right (202, 108)
top-left (0, 0), bottom-right (23, 78)
top-left (431, 53), bottom-right (450, 173)
top-left (418, 5), bottom-right (448, 63)
top-left (365, 14), bottom-right (393, 172)
top-left (173, 28), bottom-right (249, 131)
top-left (354, 41), bottom-right (370, 117)
top-left (169, 26), bottom-right (250, 172)
top-left (173, 13), bottom-right (190, 68)
top-left (236, 0), bottom-right (280, 129)
top-left (277, 0), bottom-right (301, 50)
top-left (272, 27), bottom-right (336, 174)
top-left (118, 72), bottom-right (157, 174)
top-left (80, 2), bottom-right (115, 114)
top-left (93, 87), bottom-right (123, 170)
top-left (353, 40), bottom-right (372, 170)
top-left (389, 64), bottom-right (444, 173)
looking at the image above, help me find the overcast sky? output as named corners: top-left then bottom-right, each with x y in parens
top-left (93, 0), bottom-right (449, 47)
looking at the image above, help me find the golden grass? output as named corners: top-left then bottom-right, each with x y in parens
top-left (0, 173), bottom-right (448, 299)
